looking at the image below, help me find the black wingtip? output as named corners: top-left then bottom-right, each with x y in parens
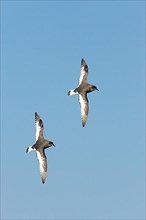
top-left (35, 112), bottom-right (38, 119)
top-left (42, 179), bottom-right (45, 184)
top-left (81, 58), bottom-right (86, 67)
top-left (68, 91), bottom-right (70, 96)
top-left (82, 122), bottom-right (85, 127)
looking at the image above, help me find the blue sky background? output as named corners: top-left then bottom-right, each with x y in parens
top-left (1, 1), bottom-right (145, 220)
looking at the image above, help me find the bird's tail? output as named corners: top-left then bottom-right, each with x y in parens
top-left (68, 89), bottom-right (78, 96)
top-left (26, 146), bottom-right (35, 153)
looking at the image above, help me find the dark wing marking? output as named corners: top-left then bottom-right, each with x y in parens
top-left (79, 58), bottom-right (88, 85)
top-left (35, 112), bottom-right (44, 141)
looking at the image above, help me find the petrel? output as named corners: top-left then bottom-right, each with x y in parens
top-left (68, 58), bottom-right (99, 127)
top-left (26, 112), bottom-right (55, 184)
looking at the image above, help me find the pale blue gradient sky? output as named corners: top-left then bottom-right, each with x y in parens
top-left (1, 1), bottom-right (145, 219)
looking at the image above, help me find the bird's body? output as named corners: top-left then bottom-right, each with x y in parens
top-left (68, 58), bottom-right (99, 127)
top-left (26, 112), bottom-right (55, 184)
top-left (31, 139), bottom-right (54, 151)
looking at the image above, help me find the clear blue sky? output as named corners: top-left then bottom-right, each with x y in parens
top-left (1, 1), bottom-right (145, 219)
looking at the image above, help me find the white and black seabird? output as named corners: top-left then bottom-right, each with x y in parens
top-left (68, 58), bottom-right (99, 127)
top-left (26, 112), bottom-right (55, 184)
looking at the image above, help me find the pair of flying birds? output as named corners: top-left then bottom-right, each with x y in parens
top-left (26, 58), bottom-right (99, 184)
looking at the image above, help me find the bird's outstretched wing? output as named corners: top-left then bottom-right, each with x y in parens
top-left (78, 93), bottom-right (89, 127)
top-left (36, 149), bottom-right (47, 184)
top-left (79, 58), bottom-right (88, 85)
top-left (35, 112), bottom-right (44, 141)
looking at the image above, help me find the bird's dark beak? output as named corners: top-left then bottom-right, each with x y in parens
top-left (53, 144), bottom-right (56, 147)
top-left (96, 87), bottom-right (99, 91)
